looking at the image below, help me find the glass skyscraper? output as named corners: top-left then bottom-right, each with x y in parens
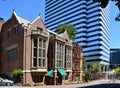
top-left (45, 0), bottom-right (110, 67)
top-left (110, 48), bottom-right (120, 68)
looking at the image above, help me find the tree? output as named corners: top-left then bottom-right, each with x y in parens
top-left (82, 58), bottom-right (87, 72)
top-left (56, 24), bottom-right (77, 41)
top-left (114, 67), bottom-right (120, 76)
top-left (91, 63), bottom-right (101, 74)
top-left (12, 69), bottom-right (23, 83)
top-left (91, 63), bottom-right (101, 79)
top-left (93, 0), bottom-right (120, 21)
top-left (93, 0), bottom-right (120, 10)
top-left (82, 59), bottom-right (87, 78)
top-left (82, 59), bottom-right (91, 82)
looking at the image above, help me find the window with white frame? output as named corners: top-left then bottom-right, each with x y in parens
top-left (8, 30), bottom-right (12, 37)
top-left (14, 25), bottom-right (19, 33)
top-left (56, 42), bottom-right (64, 68)
top-left (65, 46), bottom-right (71, 69)
top-left (33, 38), bottom-right (37, 67)
top-left (37, 27), bottom-right (43, 33)
top-left (33, 37), bottom-right (46, 68)
top-left (8, 48), bottom-right (17, 61)
top-left (32, 74), bottom-right (43, 83)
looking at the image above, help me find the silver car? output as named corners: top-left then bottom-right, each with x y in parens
top-left (0, 77), bottom-right (14, 86)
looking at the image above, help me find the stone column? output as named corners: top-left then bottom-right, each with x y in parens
top-left (62, 77), bottom-right (65, 85)
top-left (54, 69), bottom-right (57, 85)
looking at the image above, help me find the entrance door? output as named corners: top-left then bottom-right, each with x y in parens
top-left (57, 77), bottom-right (62, 85)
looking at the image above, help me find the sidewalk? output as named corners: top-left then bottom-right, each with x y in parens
top-left (35, 79), bottom-right (112, 88)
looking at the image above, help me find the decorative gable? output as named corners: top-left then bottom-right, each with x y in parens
top-left (59, 30), bottom-right (73, 45)
top-left (62, 30), bottom-right (70, 40)
top-left (31, 15), bottom-right (47, 33)
top-left (29, 15), bottom-right (48, 38)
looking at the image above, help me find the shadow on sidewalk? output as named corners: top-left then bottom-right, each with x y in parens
top-left (77, 83), bottom-right (120, 88)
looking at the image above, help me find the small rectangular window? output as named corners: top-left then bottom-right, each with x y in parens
top-left (33, 58), bottom-right (37, 67)
top-left (39, 38), bottom-right (42, 47)
top-left (32, 75), bottom-right (43, 83)
top-left (8, 48), bottom-right (17, 61)
top-left (43, 50), bottom-right (46, 57)
top-left (37, 27), bottom-right (43, 32)
top-left (34, 48), bottom-right (37, 57)
top-left (39, 49), bottom-right (42, 57)
top-left (14, 25), bottom-right (19, 33)
top-left (33, 38), bottom-right (37, 47)
top-left (43, 59), bottom-right (46, 67)
top-left (43, 40), bottom-right (46, 48)
top-left (8, 30), bottom-right (12, 37)
top-left (39, 58), bottom-right (41, 66)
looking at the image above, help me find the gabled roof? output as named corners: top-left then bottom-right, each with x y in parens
top-left (31, 14), bottom-right (41, 24)
top-left (59, 30), bottom-right (70, 40)
top-left (17, 16), bottom-right (31, 27)
top-left (12, 10), bottom-right (31, 27)
top-left (47, 29), bottom-right (59, 36)
top-left (59, 31), bottom-right (73, 44)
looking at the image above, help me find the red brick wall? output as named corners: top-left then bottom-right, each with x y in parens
top-left (25, 17), bottom-right (49, 71)
top-left (0, 19), bottom-right (4, 32)
top-left (72, 43), bottom-right (83, 81)
top-left (22, 17), bottom-right (49, 83)
top-left (0, 18), bottom-right (4, 73)
top-left (1, 15), bottom-right (24, 73)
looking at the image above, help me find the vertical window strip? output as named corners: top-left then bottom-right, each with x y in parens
top-left (57, 42), bottom-right (64, 68)
top-left (33, 38), bottom-right (46, 68)
top-left (66, 46), bottom-right (71, 69)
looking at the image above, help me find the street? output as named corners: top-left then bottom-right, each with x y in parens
top-left (77, 83), bottom-right (120, 88)
top-left (0, 79), bottom-right (120, 88)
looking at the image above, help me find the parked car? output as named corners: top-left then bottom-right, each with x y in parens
top-left (0, 77), bottom-right (14, 86)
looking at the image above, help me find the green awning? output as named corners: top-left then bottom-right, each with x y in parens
top-left (46, 70), bottom-right (54, 77)
top-left (57, 68), bottom-right (67, 77)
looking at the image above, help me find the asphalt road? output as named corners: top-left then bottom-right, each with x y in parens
top-left (77, 83), bottom-right (120, 88)
top-left (0, 79), bottom-right (120, 88)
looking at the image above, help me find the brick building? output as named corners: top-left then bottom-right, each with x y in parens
top-left (0, 18), bottom-right (4, 73)
top-left (72, 43), bottom-right (83, 82)
top-left (0, 11), bottom-right (83, 85)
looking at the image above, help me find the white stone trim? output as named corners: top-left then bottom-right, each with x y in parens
top-left (31, 15), bottom-right (41, 24)
top-left (13, 11), bottom-right (21, 24)
top-left (6, 44), bottom-right (18, 50)
top-left (8, 28), bottom-right (12, 31)
top-left (23, 70), bottom-right (31, 73)
top-left (31, 69), bottom-right (47, 72)
top-left (66, 69), bottom-right (72, 72)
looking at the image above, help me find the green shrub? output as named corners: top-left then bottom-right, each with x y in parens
top-left (34, 82), bottom-right (44, 86)
top-left (12, 69), bottom-right (23, 83)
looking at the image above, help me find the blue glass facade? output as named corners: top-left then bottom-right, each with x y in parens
top-left (110, 49), bottom-right (120, 68)
top-left (45, 0), bottom-right (110, 65)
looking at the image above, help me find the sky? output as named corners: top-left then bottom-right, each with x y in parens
top-left (0, 0), bottom-right (120, 48)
